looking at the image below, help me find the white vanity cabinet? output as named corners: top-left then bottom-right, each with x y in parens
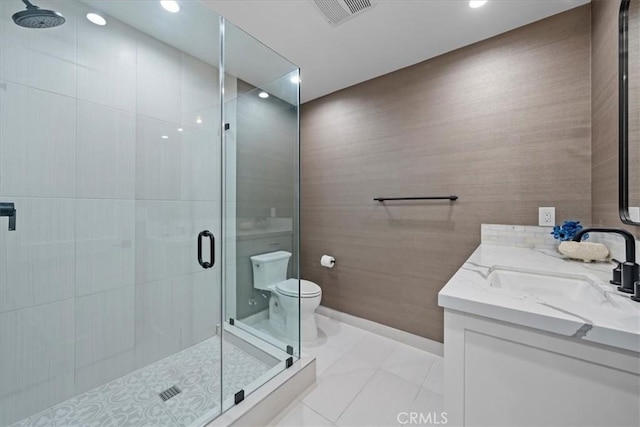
top-left (438, 244), bottom-right (640, 427)
top-left (443, 309), bottom-right (640, 427)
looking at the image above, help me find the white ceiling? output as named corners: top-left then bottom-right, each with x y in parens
top-left (203, 0), bottom-right (591, 103)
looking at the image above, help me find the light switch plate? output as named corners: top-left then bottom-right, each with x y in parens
top-left (539, 207), bottom-right (555, 226)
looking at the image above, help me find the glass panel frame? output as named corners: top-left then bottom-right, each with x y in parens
top-left (220, 17), bottom-right (301, 414)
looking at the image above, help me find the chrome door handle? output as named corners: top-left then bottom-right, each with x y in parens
top-left (0, 202), bottom-right (16, 231)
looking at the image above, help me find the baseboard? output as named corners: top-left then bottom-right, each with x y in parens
top-left (316, 305), bottom-right (444, 357)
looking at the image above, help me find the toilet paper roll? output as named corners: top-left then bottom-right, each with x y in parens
top-left (320, 255), bottom-right (335, 268)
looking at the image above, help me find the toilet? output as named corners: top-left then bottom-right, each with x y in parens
top-left (250, 251), bottom-right (322, 341)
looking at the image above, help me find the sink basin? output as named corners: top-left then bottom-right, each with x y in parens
top-left (487, 267), bottom-right (613, 307)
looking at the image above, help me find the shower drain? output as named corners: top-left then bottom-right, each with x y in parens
top-left (159, 385), bottom-right (181, 402)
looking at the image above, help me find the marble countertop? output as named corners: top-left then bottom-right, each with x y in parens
top-left (438, 244), bottom-right (640, 353)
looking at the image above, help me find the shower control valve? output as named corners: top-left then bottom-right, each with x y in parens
top-left (0, 202), bottom-right (16, 231)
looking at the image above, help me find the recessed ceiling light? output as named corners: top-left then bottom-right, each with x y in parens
top-left (160, 1), bottom-right (180, 13)
top-left (258, 91), bottom-right (269, 99)
top-left (161, 135), bottom-right (169, 139)
top-left (290, 75), bottom-right (301, 84)
top-left (196, 116), bottom-right (203, 124)
top-left (86, 13), bottom-right (106, 26)
top-left (469, 0), bottom-right (488, 8)
top-left (177, 128), bottom-right (183, 132)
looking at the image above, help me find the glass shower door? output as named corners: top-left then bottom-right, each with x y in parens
top-left (0, 1), bottom-right (224, 425)
top-left (220, 18), bottom-right (301, 412)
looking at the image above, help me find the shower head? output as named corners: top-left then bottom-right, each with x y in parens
top-left (12, 0), bottom-right (65, 29)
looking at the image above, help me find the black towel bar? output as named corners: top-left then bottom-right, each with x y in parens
top-left (374, 196), bottom-right (458, 202)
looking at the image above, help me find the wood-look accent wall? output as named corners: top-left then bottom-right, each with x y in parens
top-left (300, 5), bottom-right (592, 342)
top-left (591, 0), bottom-right (640, 234)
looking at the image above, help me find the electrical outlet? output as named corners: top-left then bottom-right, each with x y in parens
top-left (538, 207), bottom-right (555, 226)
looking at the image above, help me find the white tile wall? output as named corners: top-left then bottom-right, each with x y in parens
top-left (136, 116), bottom-right (219, 202)
top-left (179, 127), bottom-right (220, 201)
top-left (0, 4), bottom-right (225, 424)
top-left (74, 349), bottom-right (136, 395)
top-left (0, 198), bottom-right (75, 313)
top-left (75, 287), bottom-right (135, 369)
top-left (135, 200), bottom-right (220, 284)
top-left (0, 0), bottom-right (77, 96)
top-left (134, 270), bottom-right (219, 369)
top-left (134, 304), bottom-right (183, 389)
top-left (181, 53), bottom-right (219, 134)
top-left (76, 4), bottom-right (136, 113)
top-left (135, 116), bottom-right (184, 200)
top-left (0, 300), bottom-right (75, 426)
top-left (190, 270), bottom-right (221, 345)
top-left (136, 33), bottom-right (182, 123)
top-left (76, 102), bottom-right (136, 199)
top-left (75, 199), bottom-right (135, 296)
top-left (0, 82), bottom-right (76, 197)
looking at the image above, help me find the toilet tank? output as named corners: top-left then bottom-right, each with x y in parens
top-left (250, 251), bottom-right (292, 291)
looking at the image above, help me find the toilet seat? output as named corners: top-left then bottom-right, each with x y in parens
top-left (276, 279), bottom-right (321, 298)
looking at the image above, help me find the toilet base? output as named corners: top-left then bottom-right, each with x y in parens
top-left (261, 281), bottom-right (322, 343)
top-left (268, 293), bottom-right (320, 342)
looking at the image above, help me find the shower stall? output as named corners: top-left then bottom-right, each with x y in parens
top-left (0, 1), bottom-right (301, 425)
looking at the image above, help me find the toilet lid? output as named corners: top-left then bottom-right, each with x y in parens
top-left (276, 279), bottom-right (321, 298)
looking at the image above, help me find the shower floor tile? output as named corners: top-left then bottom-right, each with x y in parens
top-left (10, 337), bottom-right (273, 427)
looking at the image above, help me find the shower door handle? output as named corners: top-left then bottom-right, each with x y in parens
top-left (197, 230), bottom-right (215, 269)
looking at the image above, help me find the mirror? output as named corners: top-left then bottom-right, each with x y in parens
top-left (621, 0), bottom-right (640, 224)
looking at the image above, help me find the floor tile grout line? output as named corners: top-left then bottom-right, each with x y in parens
top-left (378, 363), bottom-right (437, 391)
top-left (337, 367), bottom-right (434, 427)
top-left (331, 366), bottom-right (383, 426)
top-left (421, 357), bottom-right (444, 391)
top-left (300, 400), bottom-right (339, 426)
top-left (303, 344), bottom-right (351, 377)
top-left (272, 315), bottom-right (444, 427)
top-left (268, 395), bottom-right (303, 426)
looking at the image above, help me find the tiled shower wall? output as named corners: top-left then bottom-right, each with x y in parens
top-left (0, 1), bottom-right (223, 424)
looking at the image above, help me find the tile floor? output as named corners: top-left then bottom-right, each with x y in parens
top-left (269, 314), bottom-right (444, 427)
top-left (10, 314), bottom-right (443, 427)
top-left (10, 337), bottom-right (274, 427)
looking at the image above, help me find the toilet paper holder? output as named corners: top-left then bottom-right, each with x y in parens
top-left (321, 255), bottom-right (336, 268)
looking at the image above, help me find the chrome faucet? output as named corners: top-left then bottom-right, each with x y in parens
top-left (572, 228), bottom-right (640, 301)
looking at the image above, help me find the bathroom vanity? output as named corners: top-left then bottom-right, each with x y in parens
top-left (438, 244), bottom-right (640, 427)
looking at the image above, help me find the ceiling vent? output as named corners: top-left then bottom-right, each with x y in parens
top-left (312, 0), bottom-right (376, 26)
